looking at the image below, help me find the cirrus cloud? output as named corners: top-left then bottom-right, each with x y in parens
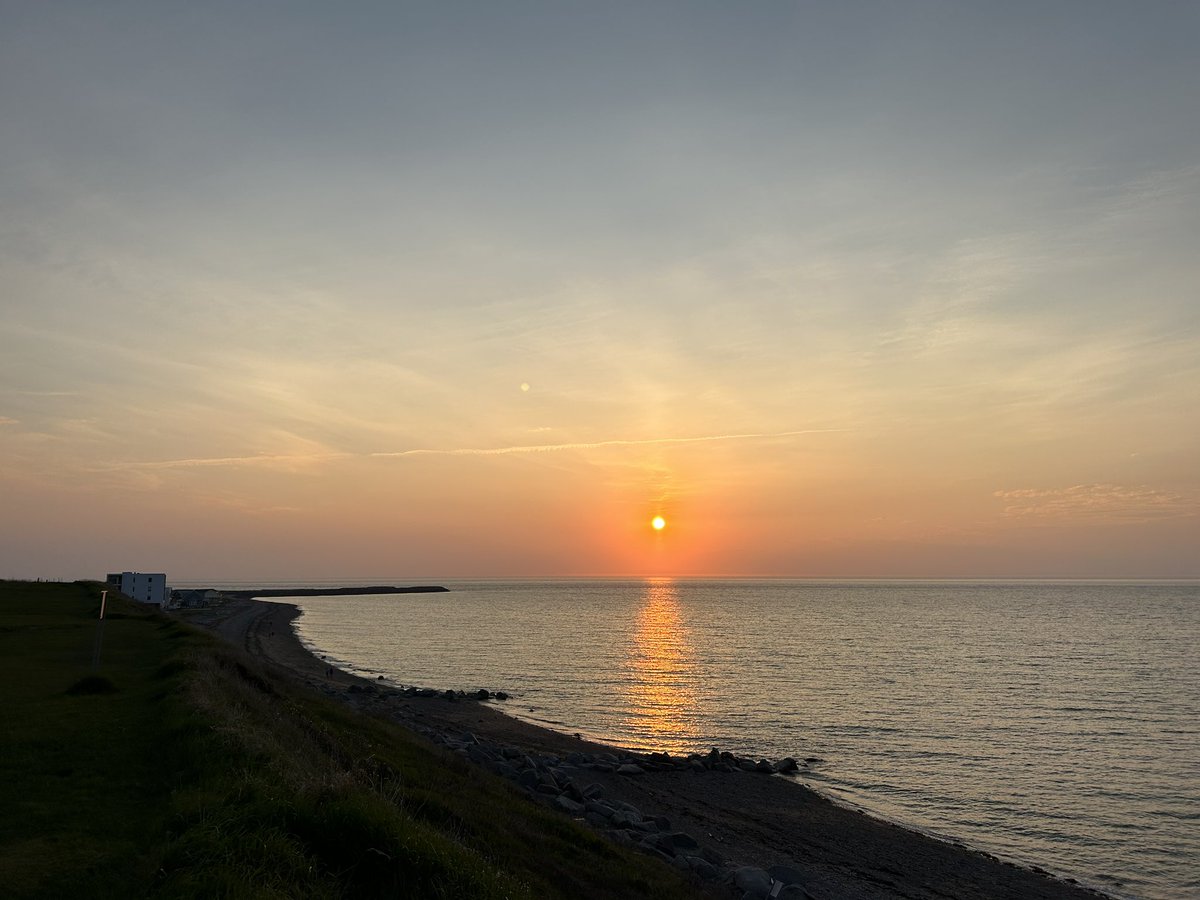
top-left (994, 484), bottom-right (1196, 523)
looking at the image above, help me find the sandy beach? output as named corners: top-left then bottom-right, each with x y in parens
top-left (191, 597), bottom-right (1108, 900)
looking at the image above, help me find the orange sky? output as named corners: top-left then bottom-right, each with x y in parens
top-left (2, 5), bottom-right (1198, 580)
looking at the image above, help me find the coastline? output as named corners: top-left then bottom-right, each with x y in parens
top-left (189, 596), bottom-right (1109, 900)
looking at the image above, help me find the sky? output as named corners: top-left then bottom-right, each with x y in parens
top-left (2, 2), bottom-right (1198, 581)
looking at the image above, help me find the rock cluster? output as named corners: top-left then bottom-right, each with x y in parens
top-left (344, 683), bottom-right (510, 702)
top-left (417, 729), bottom-right (826, 898)
top-left (328, 680), bottom-right (828, 897)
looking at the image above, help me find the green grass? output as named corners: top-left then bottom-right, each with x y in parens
top-left (0, 581), bottom-right (707, 899)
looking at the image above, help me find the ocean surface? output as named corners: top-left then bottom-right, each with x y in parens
top-left (232, 579), bottom-right (1198, 900)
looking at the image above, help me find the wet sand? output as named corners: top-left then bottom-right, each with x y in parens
top-left (190, 597), bottom-right (1108, 900)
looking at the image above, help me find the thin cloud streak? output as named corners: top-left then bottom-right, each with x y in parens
top-left (95, 429), bottom-right (843, 471)
top-left (369, 429), bottom-right (845, 458)
top-left (94, 453), bottom-right (352, 471)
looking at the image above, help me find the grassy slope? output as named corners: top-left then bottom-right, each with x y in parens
top-left (0, 581), bottom-right (706, 899)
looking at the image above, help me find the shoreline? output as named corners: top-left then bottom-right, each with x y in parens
top-left (187, 597), bottom-right (1110, 900)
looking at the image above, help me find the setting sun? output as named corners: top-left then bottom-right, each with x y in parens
top-left (651, 516), bottom-right (666, 531)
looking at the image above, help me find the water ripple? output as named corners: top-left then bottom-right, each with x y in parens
top-left (291, 579), bottom-right (1200, 900)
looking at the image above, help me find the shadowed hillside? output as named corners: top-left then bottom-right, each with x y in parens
top-left (0, 580), bottom-right (707, 899)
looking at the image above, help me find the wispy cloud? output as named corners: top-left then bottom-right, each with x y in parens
top-left (369, 429), bottom-right (843, 458)
top-left (95, 428), bottom-right (842, 471)
top-left (0, 417), bottom-right (17, 426)
top-left (94, 452), bottom-right (351, 472)
top-left (994, 484), bottom-right (1196, 523)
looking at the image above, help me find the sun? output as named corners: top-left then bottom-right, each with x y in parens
top-left (651, 515), bottom-right (666, 531)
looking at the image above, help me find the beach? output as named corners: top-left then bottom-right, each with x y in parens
top-left (189, 596), bottom-right (1109, 900)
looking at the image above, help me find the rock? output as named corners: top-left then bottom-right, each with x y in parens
top-left (686, 856), bottom-right (720, 880)
top-left (610, 810), bottom-right (641, 829)
top-left (773, 757), bottom-right (800, 774)
top-left (582, 782), bottom-right (605, 800)
top-left (754, 759), bottom-right (775, 774)
top-left (494, 690), bottom-right (508, 700)
top-left (442, 689), bottom-right (456, 701)
top-left (474, 689), bottom-right (490, 700)
top-left (584, 800), bottom-right (614, 818)
top-left (584, 810), bottom-right (610, 828)
top-left (657, 831), bottom-right (700, 853)
top-left (729, 866), bottom-right (773, 898)
top-left (616, 763), bottom-right (645, 776)
top-left (638, 842), bottom-right (674, 864)
top-left (776, 885), bottom-right (815, 900)
top-left (650, 814), bottom-right (672, 831)
top-left (347, 684), bottom-right (363, 693)
top-left (554, 795), bottom-right (585, 815)
top-left (607, 828), bottom-right (636, 847)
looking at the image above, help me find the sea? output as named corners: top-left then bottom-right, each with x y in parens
top-left (197, 579), bottom-right (1200, 899)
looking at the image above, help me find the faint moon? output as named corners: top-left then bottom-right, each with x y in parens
top-left (520, 382), bottom-right (530, 392)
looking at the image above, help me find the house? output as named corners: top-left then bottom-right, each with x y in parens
top-left (171, 588), bottom-right (220, 608)
top-left (106, 571), bottom-right (168, 606)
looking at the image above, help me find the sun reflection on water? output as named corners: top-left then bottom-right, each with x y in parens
top-left (621, 579), bottom-right (701, 753)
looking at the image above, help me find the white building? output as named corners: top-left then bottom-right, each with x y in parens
top-left (106, 571), bottom-right (168, 606)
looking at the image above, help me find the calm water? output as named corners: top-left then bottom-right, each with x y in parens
top-left (278, 580), bottom-right (1198, 900)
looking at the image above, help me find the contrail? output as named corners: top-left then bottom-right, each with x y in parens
top-left (96, 452), bottom-right (351, 471)
top-left (369, 428), bottom-right (842, 458)
top-left (99, 428), bottom-right (841, 471)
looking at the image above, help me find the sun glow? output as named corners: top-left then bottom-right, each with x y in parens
top-left (651, 515), bottom-right (666, 531)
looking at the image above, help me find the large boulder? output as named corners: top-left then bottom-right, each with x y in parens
top-left (656, 831), bottom-right (700, 853)
top-left (728, 866), bottom-right (773, 899)
top-left (610, 810), bottom-right (641, 829)
top-left (686, 856), bottom-right (720, 880)
top-left (554, 795), bottom-right (585, 815)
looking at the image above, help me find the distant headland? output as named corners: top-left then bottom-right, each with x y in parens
top-left (222, 585), bottom-right (449, 599)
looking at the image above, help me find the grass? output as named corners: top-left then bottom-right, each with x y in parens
top-left (0, 581), bottom-right (708, 899)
